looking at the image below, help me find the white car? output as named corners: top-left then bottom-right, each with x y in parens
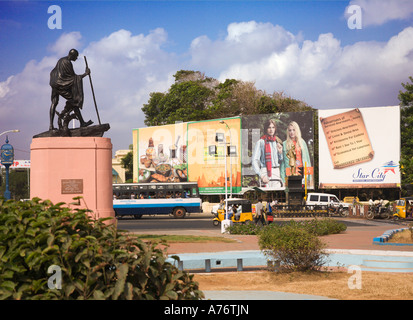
top-left (306, 193), bottom-right (350, 209)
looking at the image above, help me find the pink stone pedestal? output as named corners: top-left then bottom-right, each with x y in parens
top-left (30, 137), bottom-right (115, 221)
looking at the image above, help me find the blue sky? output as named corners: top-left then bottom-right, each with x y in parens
top-left (1, 0), bottom-right (413, 159)
top-left (1, 1), bottom-right (411, 79)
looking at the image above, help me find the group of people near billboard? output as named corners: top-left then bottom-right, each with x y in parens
top-left (251, 119), bottom-right (313, 189)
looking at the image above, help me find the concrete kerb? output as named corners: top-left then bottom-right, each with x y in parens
top-left (168, 248), bottom-right (413, 273)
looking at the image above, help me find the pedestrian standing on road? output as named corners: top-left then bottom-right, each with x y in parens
top-left (255, 199), bottom-right (264, 222)
top-left (255, 199), bottom-right (263, 223)
top-left (227, 205), bottom-right (233, 220)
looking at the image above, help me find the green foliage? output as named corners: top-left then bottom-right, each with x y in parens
top-left (399, 76), bottom-right (413, 192)
top-left (0, 197), bottom-right (204, 300)
top-left (0, 170), bottom-right (29, 200)
top-left (258, 223), bottom-right (329, 272)
top-left (228, 218), bottom-right (345, 272)
top-left (284, 218), bottom-right (347, 236)
top-left (120, 150), bottom-right (133, 181)
top-left (142, 71), bottom-right (216, 126)
top-left (226, 222), bottom-right (262, 235)
top-left (228, 218), bottom-right (346, 236)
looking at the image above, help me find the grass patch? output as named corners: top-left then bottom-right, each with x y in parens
top-left (133, 234), bottom-right (237, 243)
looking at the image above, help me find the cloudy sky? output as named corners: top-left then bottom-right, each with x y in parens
top-left (1, 0), bottom-right (413, 160)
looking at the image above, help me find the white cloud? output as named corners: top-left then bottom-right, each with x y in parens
top-left (347, 0), bottom-right (413, 27)
top-left (48, 32), bottom-right (82, 56)
top-left (190, 21), bottom-right (296, 73)
top-left (190, 21), bottom-right (413, 109)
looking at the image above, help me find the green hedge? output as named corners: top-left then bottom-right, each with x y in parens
top-left (0, 197), bottom-right (204, 300)
top-left (228, 218), bottom-right (347, 236)
top-left (283, 218), bottom-right (347, 236)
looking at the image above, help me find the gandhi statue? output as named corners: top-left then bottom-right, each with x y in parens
top-left (49, 49), bottom-right (93, 131)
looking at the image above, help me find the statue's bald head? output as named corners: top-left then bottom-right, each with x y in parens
top-left (68, 49), bottom-right (79, 61)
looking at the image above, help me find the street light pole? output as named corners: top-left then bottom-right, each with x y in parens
top-left (219, 121), bottom-right (235, 234)
top-left (220, 121), bottom-right (232, 198)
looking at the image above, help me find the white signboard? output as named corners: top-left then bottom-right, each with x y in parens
top-left (318, 106), bottom-right (400, 188)
top-left (0, 160), bottom-right (30, 169)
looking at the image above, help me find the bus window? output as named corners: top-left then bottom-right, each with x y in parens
top-left (120, 192), bottom-right (129, 199)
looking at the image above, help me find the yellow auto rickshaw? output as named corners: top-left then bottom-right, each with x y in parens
top-left (212, 198), bottom-right (253, 226)
top-left (394, 196), bottom-right (413, 220)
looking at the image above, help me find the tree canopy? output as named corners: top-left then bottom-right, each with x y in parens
top-left (142, 70), bottom-right (313, 126)
top-left (399, 76), bottom-right (413, 192)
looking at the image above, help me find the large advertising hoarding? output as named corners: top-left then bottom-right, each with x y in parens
top-left (241, 111), bottom-right (315, 191)
top-left (133, 122), bottom-right (188, 184)
top-left (133, 117), bottom-right (242, 194)
top-left (318, 106), bottom-right (400, 188)
top-left (133, 112), bottom-right (315, 194)
top-left (187, 117), bottom-right (241, 194)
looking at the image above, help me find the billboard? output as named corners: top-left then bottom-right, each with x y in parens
top-left (241, 111), bottom-right (315, 191)
top-left (133, 112), bottom-right (315, 194)
top-left (318, 106), bottom-right (400, 188)
top-left (133, 118), bottom-right (242, 194)
top-left (133, 122), bottom-right (188, 183)
top-left (187, 117), bottom-right (241, 194)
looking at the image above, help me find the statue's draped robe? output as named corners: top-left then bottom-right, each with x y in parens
top-left (50, 56), bottom-right (84, 110)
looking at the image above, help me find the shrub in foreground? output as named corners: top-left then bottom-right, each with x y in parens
top-left (259, 224), bottom-right (329, 272)
top-left (0, 197), bottom-right (203, 300)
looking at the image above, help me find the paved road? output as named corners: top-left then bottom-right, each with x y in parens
top-left (116, 212), bottom-right (216, 232)
top-left (116, 212), bottom-right (403, 233)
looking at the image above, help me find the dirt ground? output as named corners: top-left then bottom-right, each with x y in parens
top-left (193, 269), bottom-right (413, 300)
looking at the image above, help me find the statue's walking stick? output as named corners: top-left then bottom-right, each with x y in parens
top-left (84, 56), bottom-right (101, 125)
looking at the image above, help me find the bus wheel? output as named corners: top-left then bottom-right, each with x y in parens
top-left (173, 207), bottom-right (186, 219)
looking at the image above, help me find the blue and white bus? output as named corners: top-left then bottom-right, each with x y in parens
top-left (113, 182), bottom-right (202, 219)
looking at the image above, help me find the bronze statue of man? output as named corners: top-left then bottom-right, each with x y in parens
top-left (49, 49), bottom-right (93, 131)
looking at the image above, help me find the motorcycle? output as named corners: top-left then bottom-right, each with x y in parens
top-left (367, 204), bottom-right (392, 220)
